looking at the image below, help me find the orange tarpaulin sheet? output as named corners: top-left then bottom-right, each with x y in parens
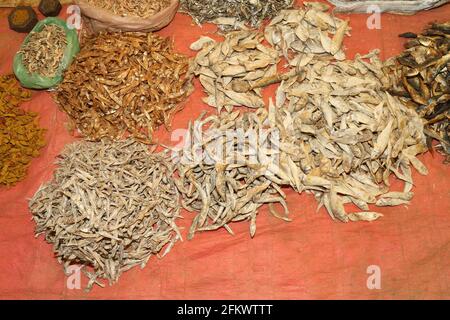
top-left (0, 1), bottom-right (449, 299)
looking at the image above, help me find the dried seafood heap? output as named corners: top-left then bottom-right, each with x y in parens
top-left (84, 0), bottom-right (171, 18)
top-left (29, 140), bottom-right (181, 291)
top-left (0, 75), bottom-right (46, 187)
top-left (56, 31), bottom-right (193, 143)
top-left (180, 0), bottom-right (294, 31)
top-left (19, 24), bottom-right (67, 77)
top-left (265, 4), bottom-right (349, 61)
top-left (190, 31), bottom-right (280, 112)
top-left (384, 22), bottom-right (450, 163)
top-left (175, 110), bottom-right (292, 239)
top-left (183, 5), bottom-right (430, 236)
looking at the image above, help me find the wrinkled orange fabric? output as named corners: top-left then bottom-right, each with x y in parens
top-left (0, 1), bottom-right (449, 299)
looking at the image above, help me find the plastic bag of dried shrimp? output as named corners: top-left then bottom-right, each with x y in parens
top-left (75, 0), bottom-right (179, 33)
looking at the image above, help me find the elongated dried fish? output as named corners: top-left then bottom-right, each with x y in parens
top-left (180, 0), bottom-right (294, 32)
top-left (56, 31), bottom-right (194, 143)
top-left (176, 5), bottom-right (430, 238)
top-left (191, 30), bottom-right (279, 112)
top-left (29, 140), bottom-right (181, 291)
top-left (19, 24), bottom-right (67, 78)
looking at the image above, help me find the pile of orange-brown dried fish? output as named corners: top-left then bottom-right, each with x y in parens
top-left (384, 21), bottom-right (450, 163)
top-left (174, 110), bottom-right (292, 239)
top-left (56, 31), bottom-right (193, 143)
top-left (0, 74), bottom-right (46, 187)
top-left (29, 139), bottom-right (181, 291)
top-left (190, 31), bottom-right (280, 112)
top-left (180, 0), bottom-right (294, 31)
top-left (84, 0), bottom-right (171, 18)
top-left (18, 24), bottom-right (67, 78)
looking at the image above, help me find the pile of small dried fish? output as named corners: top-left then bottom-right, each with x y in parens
top-left (184, 5), bottom-right (430, 236)
top-left (56, 31), bottom-right (193, 143)
top-left (384, 22), bottom-right (450, 163)
top-left (265, 4), bottom-right (349, 61)
top-left (174, 110), bottom-right (291, 239)
top-left (180, 0), bottom-right (294, 31)
top-left (0, 74), bottom-right (46, 187)
top-left (84, 0), bottom-right (171, 18)
top-left (29, 140), bottom-right (181, 291)
top-left (19, 24), bottom-right (67, 77)
top-left (190, 31), bottom-right (280, 112)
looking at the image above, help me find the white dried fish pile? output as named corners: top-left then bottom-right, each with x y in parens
top-left (183, 5), bottom-right (430, 235)
top-left (84, 0), bottom-right (171, 18)
top-left (180, 0), bottom-right (294, 32)
top-left (190, 31), bottom-right (280, 112)
top-left (175, 110), bottom-right (292, 239)
top-left (29, 140), bottom-right (181, 291)
top-left (265, 4), bottom-right (349, 62)
top-left (19, 24), bottom-right (67, 78)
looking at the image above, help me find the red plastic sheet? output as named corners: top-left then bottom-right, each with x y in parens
top-left (0, 1), bottom-right (449, 299)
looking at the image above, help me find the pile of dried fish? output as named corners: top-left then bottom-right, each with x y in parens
top-left (56, 31), bottom-right (193, 143)
top-left (0, 74), bottom-right (46, 187)
top-left (29, 140), bottom-right (181, 291)
top-left (174, 110), bottom-right (291, 239)
top-left (19, 24), bottom-right (67, 77)
top-left (265, 4), bottom-right (349, 61)
top-left (190, 31), bottom-right (280, 112)
top-left (184, 5), bottom-right (430, 236)
top-left (180, 0), bottom-right (294, 31)
top-left (84, 0), bottom-right (171, 18)
top-left (384, 22), bottom-right (450, 163)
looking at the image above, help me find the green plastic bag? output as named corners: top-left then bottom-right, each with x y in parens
top-left (13, 17), bottom-right (80, 90)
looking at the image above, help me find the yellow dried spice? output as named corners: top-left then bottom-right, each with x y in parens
top-left (0, 75), bottom-right (46, 187)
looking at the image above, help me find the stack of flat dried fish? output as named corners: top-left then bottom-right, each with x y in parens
top-left (384, 22), bottom-right (450, 163)
top-left (180, 0), bottom-right (294, 31)
top-left (19, 24), bottom-right (67, 77)
top-left (29, 140), bottom-right (181, 291)
top-left (190, 31), bottom-right (280, 112)
top-left (56, 31), bottom-right (193, 143)
top-left (174, 110), bottom-right (292, 239)
top-left (84, 0), bottom-right (171, 18)
top-left (265, 4), bottom-right (350, 61)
